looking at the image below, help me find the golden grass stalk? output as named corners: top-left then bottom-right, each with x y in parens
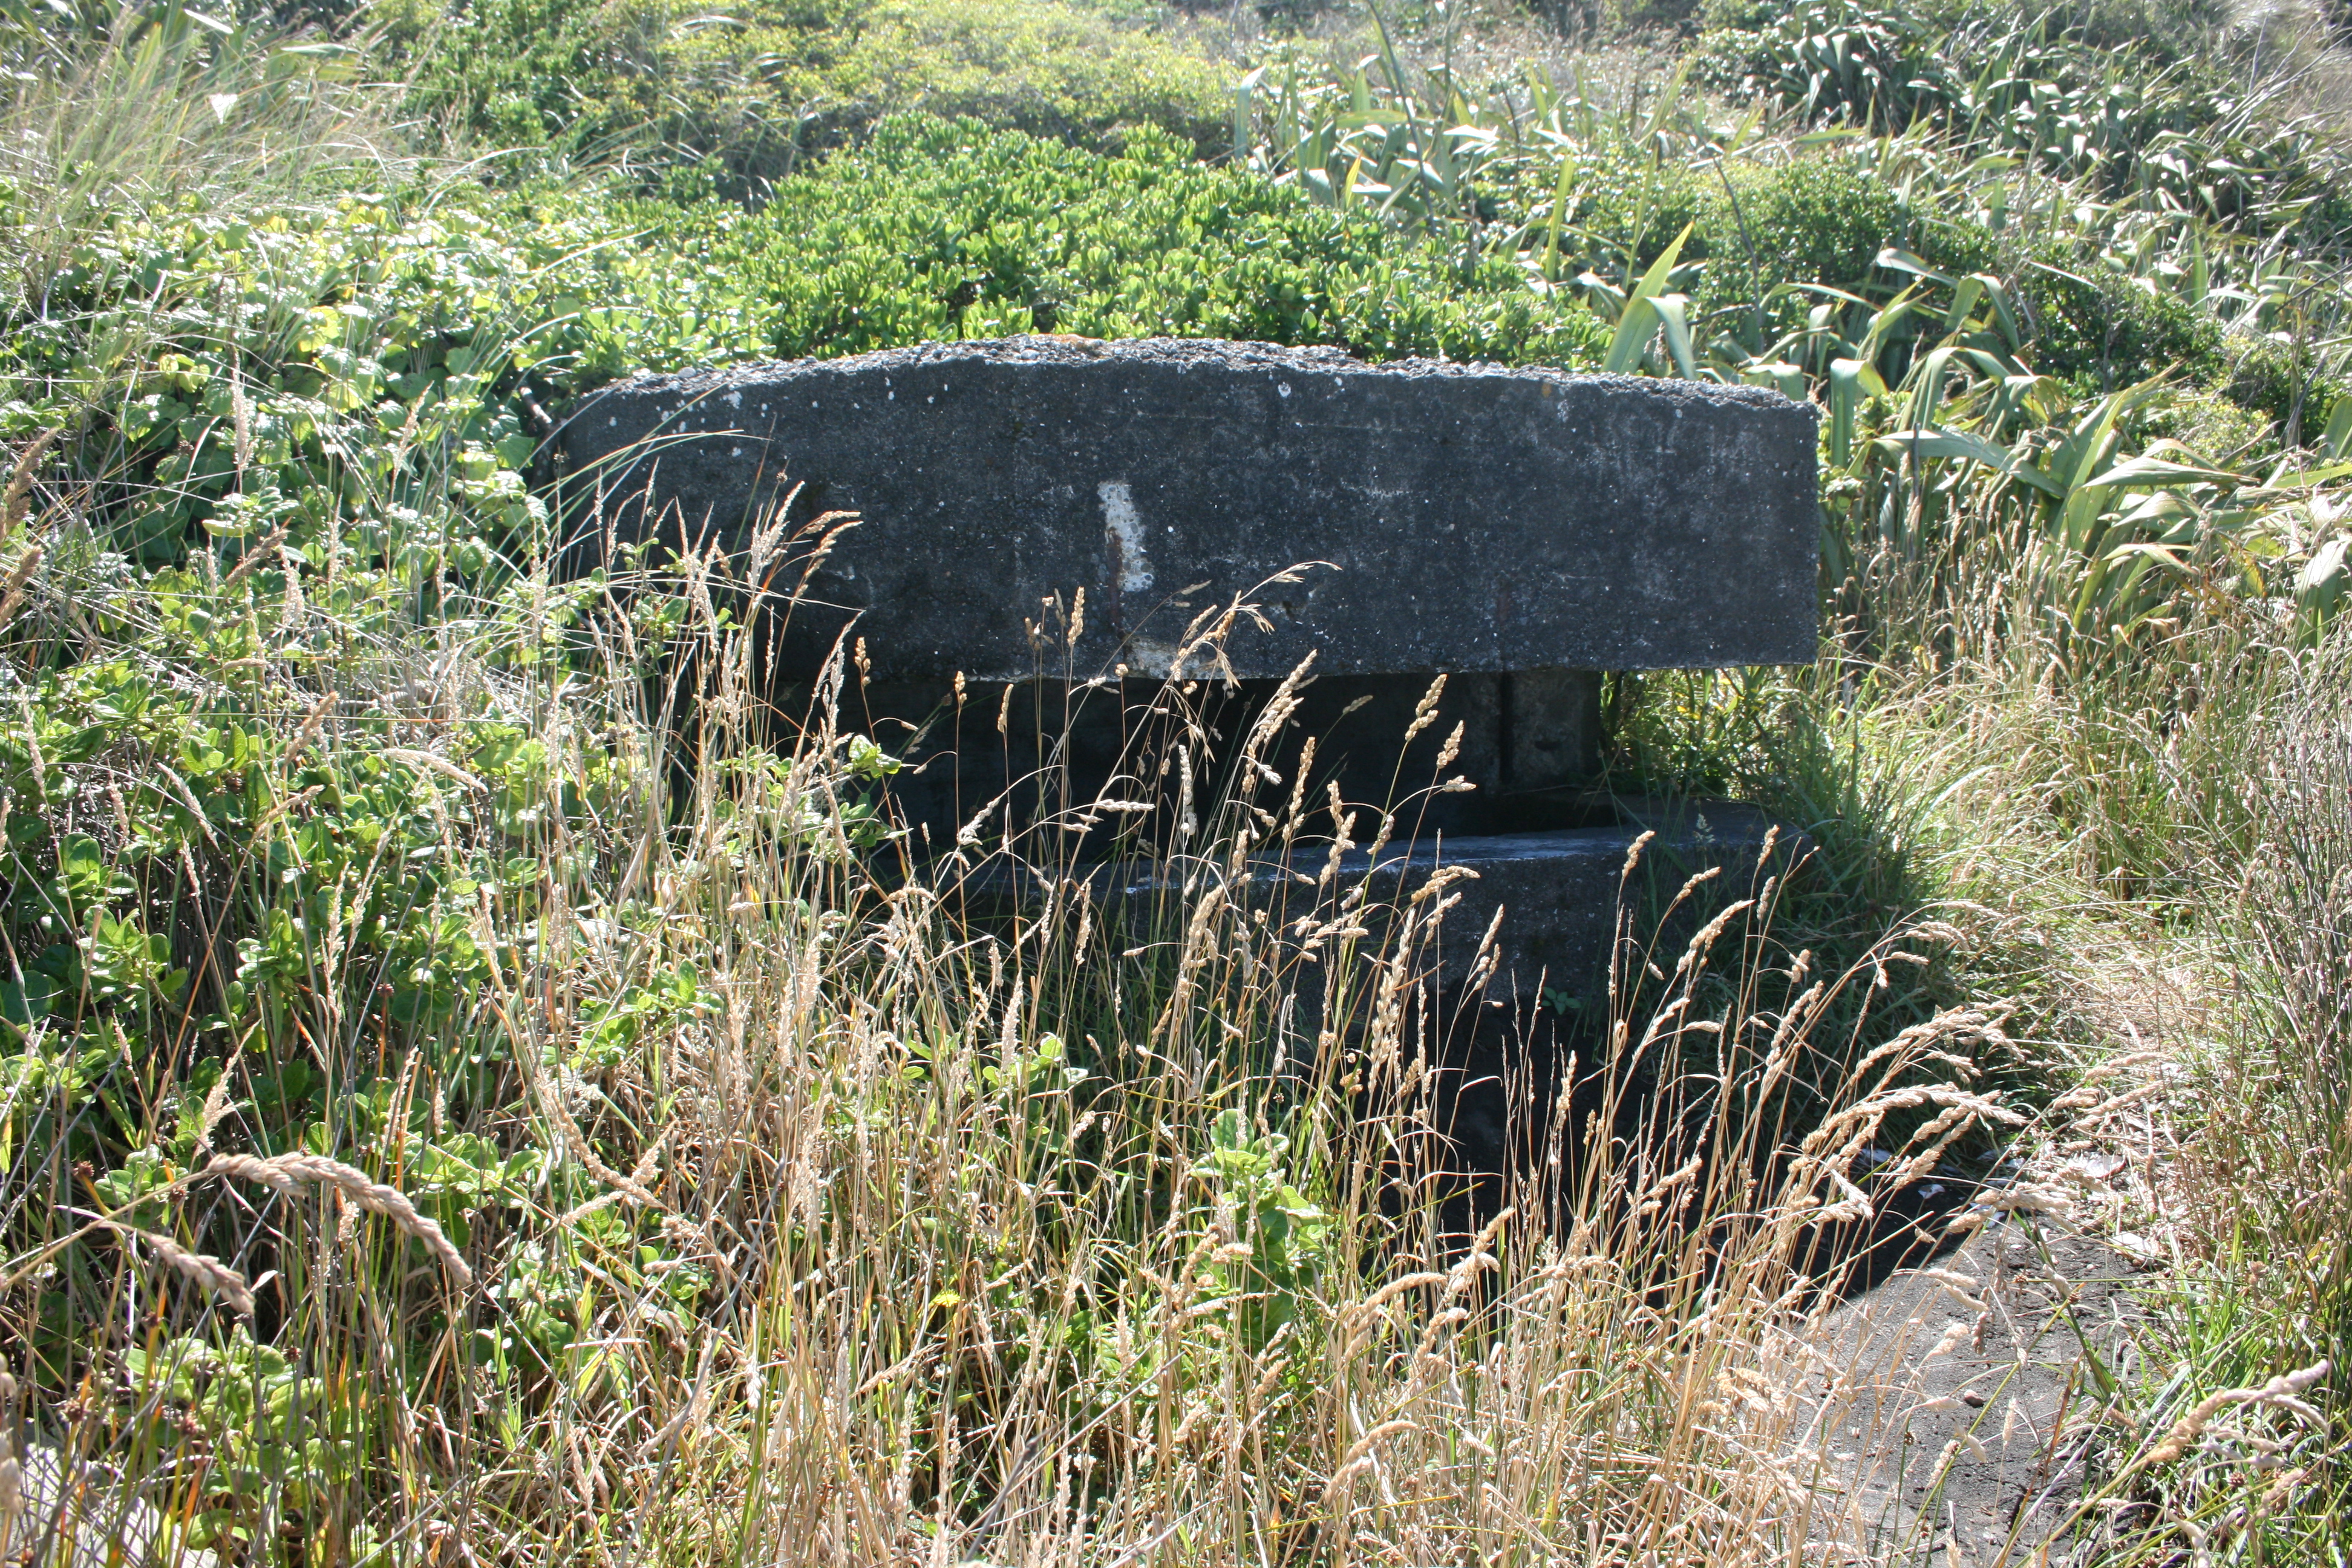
top-left (0, 429), bottom-right (53, 544)
top-left (2123, 1360), bottom-right (2333, 1477)
top-left (0, 544), bottom-right (41, 630)
top-left (100, 1221), bottom-right (256, 1317)
top-left (207, 1152), bottom-right (472, 1289)
top-left (218, 518), bottom-right (293, 591)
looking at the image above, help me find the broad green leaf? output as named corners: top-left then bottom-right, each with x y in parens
top-left (1877, 247), bottom-right (1959, 290)
top-left (1829, 356), bottom-right (1887, 468)
top-left (1873, 427), bottom-right (2065, 496)
top-left (2299, 534), bottom-right (2348, 596)
top-left (1650, 295), bottom-right (1698, 381)
top-left (1604, 222), bottom-right (1694, 377)
top-left (2324, 398), bottom-right (2352, 460)
top-left (2081, 453), bottom-right (2254, 491)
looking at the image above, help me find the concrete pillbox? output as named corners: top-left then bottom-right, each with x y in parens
top-left (563, 336), bottom-right (1818, 959)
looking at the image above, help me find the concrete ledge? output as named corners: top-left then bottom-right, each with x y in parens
top-left (1335, 800), bottom-right (1794, 996)
top-left (965, 799), bottom-right (1795, 1003)
top-left (1273, 800), bottom-right (1794, 997)
top-left (562, 336), bottom-right (1820, 682)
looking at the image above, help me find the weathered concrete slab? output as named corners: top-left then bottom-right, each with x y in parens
top-left (972, 797), bottom-right (1794, 1001)
top-left (563, 336), bottom-right (1819, 681)
top-left (859, 667), bottom-right (1572, 849)
top-left (1805, 1223), bottom-right (2142, 1565)
top-left (1279, 799), bottom-right (1795, 997)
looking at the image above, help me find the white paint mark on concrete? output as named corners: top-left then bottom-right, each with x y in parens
top-left (1099, 481), bottom-right (1153, 592)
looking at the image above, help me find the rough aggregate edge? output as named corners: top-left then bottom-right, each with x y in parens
top-left (578, 335), bottom-right (1820, 424)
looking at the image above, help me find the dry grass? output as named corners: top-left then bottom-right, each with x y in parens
top-left (436, 566), bottom-right (2013, 1564)
top-left (0, 510), bottom-right (2048, 1563)
top-left (2232, 0), bottom-right (2352, 130)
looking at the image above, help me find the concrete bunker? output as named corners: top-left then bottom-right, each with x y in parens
top-left (563, 335), bottom-right (1820, 1020)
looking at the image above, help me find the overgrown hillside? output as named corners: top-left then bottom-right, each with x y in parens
top-left (1, 0), bottom-right (2347, 1563)
top-left (385, 0), bottom-right (1236, 188)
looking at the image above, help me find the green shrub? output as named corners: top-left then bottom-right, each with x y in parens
top-left (4, 113), bottom-right (1606, 577)
top-left (2019, 253), bottom-right (2224, 392)
top-left (1699, 160), bottom-right (1904, 310)
top-left (7, 195), bottom-right (576, 562)
top-left (749, 0), bottom-right (1231, 151)
top-left (2140, 381), bottom-right (2279, 459)
top-left (1695, 158), bottom-right (2001, 329)
top-left (1518, 154), bottom-right (1994, 347)
top-left (1553, 160), bottom-right (1704, 271)
top-left (656, 116), bottom-right (1610, 365)
top-left (1609, 0), bottom-right (1705, 33)
top-left (1693, 0), bottom-right (2350, 251)
top-left (2219, 332), bottom-right (2348, 443)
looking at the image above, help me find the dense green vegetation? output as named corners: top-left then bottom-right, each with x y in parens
top-left (2, 114), bottom-right (1607, 578)
top-left (384, 0), bottom-right (1235, 192)
top-left (631, 116), bottom-right (1613, 356)
top-left (2, 0), bottom-right (2348, 1561)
